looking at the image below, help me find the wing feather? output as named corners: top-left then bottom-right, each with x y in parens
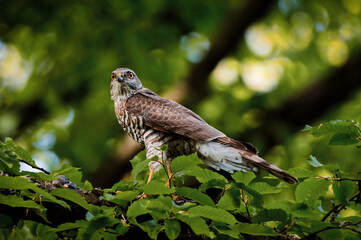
top-left (126, 88), bottom-right (225, 141)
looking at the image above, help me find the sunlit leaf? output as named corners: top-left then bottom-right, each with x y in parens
top-left (0, 176), bottom-right (68, 208)
top-left (308, 120), bottom-right (360, 137)
top-left (187, 205), bottom-right (237, 225)
top-left (232, 171), bottom-right (256, 185)
top-left (307, 155), bottom-right (323, 167)
top-left (171, 153), bottom-right (204, 173)
top-left (295, 178), bottom-right (330, 203)
top-left (0, 195), bottom-right (42, 210)
top-left (249, 182), bottom-right (281, 194)
top-left (115, 191), bottom-right (139, 201)
top-left (332, 180), bottom-right (354, 206)
top-left (142, 181), bottom-right (175, 195)
top-left (4, 138), bottom-right (37, 168)
top-left (127, 199), bottom-right (150, 218)
top-left (185, 166), bottom-right (227, 183)
top-left (287, 167), bottom-right (317, 178)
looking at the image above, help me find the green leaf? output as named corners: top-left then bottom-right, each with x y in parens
top-left (171, 153), bottom-right (204, 173)
top-left (20, 171), bottom-right (57, 181)
top-left (115, 223), bottom-right (129, 234)
top-left (4, 138), bottom-right (37, 168)
top-left (307, 155), bottom-right (323, 167)
top-left (236, 223), bottom-right (279, 236)
top-left (0, 176), bottom-right (68, 208)
top-left (187, 205), bottom-right (237, 225)
top-left (111, 180), bottom-right (140, 192)
top-left (82, 215), bottom-right (119, 240)
top-left (217, 187), bottom-right (240, 210)
top-left (0, 141), bottom-right (20, 174)
top-left (127, 199), bottom-right (150, 218)
top-left (175, 214), bottom-right (212, 237)
top-left (233, 182), bottom-right (263, 207)
top-left (0, 213), bottom-right (12, 228)
top-left (54, 220), bottom-right (89, 232)
top-left (137, 220), bottom-right (162, 240)
top-left (176, 187), bottom-right (215, 206)
top-left (249, 182), bottom-right (281, 194)
top-left (287, 167), bottom-right (317, 178)
top-left (50, 188), bottom-right (99, 215)
top-left (131, 157), bottom-right (152, 180)
top-left (199, 179), bottom-right (226, 192)
top-left (308, 120), bottom-right (360, 137)
top-left (252, 209), bottom-right (288, 223)
top-left (52, 165), bottom-right (83, 188)
top-left (147, 197), bottom-right (172, 220)
top-left (185, 166), bottom-right (227, 183)
top-left (328, 132), bottom-right (359, 145)
top-left (0, 195), bottom-right (42, 210)
top-left (302, 125), bottom-right (313, 131)
top-left (160, 145), bottom-right (168, 151)
top-left (332, 180), bottom-right (354, 205)
top-left (164, 219), bottom-right (181, 240)
top-left (231, 171), bottom-right (256, 185)
top-left (115, 191), bottom-right (139, 201)
top-left (129, 150), bottom-right (147, 167)
top-left (295, 177), bottom-right (331, 203)
top-left (143, 181), bottom-right (175, 195)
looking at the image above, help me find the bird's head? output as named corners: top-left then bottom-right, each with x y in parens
top-left (110, 68), bottom-right (142, 100)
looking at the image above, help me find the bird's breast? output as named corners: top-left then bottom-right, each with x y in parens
top-left (114, 100), bottom-right (145, 145)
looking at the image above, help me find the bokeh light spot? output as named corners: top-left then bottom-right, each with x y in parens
top-left (0, 42), bottom-right (33, 91)
top-left (342, 0), bottom-right (361, 14)
top-left (211, 58), bottom-right (240, 87)
top-left (180, 32), bottom-right (210, 63)
top-left (240, 60), bottom-right (283, 93)
top-left (245, 24), bottom-right (274, 57)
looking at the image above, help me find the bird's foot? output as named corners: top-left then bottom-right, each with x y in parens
top-left (136, 192), bottom-right (147, 200)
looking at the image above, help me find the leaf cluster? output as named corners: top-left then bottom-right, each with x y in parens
top-left (0, 120), bottom-right (361, 239)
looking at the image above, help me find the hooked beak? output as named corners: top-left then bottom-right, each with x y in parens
top-left (117, 74), bottom-right (124, 83)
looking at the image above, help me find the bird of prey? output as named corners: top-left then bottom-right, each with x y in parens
top-left (110, 68), bottom-right (298, 185)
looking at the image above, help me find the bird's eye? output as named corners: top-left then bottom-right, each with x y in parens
top-left (127, 72), bottom-right (134, 79)
top-left (111, 73), bottom-right (116, 80)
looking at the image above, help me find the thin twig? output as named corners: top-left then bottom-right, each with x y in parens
top-left (317, 176), bottom-right (361, 182)
top-left (321, 192), bottom-right (360, 221)
top-left (303, 226), bottom-right (361, 239)
top-left (18, 159), bottom-right (50, 174)
top-left (240, 189), bottom-right (251, 220)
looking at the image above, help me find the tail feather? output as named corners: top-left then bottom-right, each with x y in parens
top-left (196, 137), bottom-right (299, 184)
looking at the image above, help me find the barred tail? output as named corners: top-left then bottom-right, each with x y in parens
top-left (196, 137), bottom-right (298, 184)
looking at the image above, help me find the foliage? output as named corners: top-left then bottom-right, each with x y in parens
top-left (0, 121), bottom-right (361, 239)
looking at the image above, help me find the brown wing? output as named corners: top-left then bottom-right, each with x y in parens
top-left (125, 88), bottom-right (226, 141)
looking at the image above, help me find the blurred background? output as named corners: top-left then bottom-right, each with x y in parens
top-left (1, 0), bottom-right (361, 187)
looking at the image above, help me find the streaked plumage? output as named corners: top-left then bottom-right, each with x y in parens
top-left (110, 68), bottom-right (298, 184)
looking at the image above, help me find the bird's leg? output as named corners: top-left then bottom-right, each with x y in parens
top-left (137, 161), bottom-right (162, 199)
top-left (147, 169), bottom-right (155, 184)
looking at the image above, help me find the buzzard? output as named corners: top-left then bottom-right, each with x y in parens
top-left (110, 68), bottom-right (298, 185)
